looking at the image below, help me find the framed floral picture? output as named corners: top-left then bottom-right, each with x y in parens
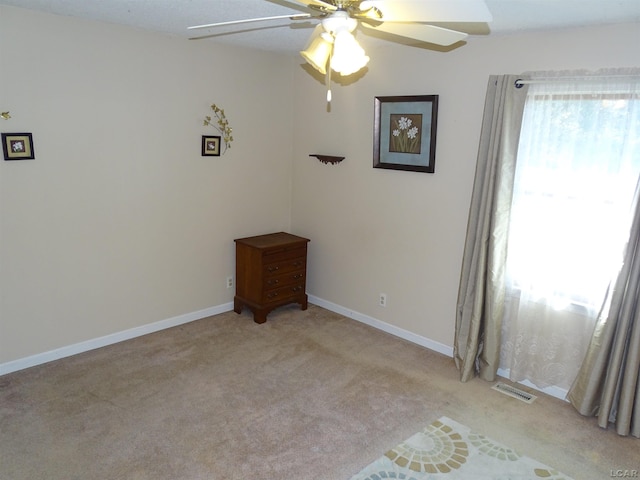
top-left (373, 95), bottom-right (438, 173)
top-left (202, 135), bottom-right (221, 156)
top-left (2, 133), bottom-right (35, 161)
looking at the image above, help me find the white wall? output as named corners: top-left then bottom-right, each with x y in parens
top-left (0, 6), bottom-right (295, 364)
top-left (1, 5), bottom-right (638, 370)
top-left (291, 23), bottom-right (640, 347)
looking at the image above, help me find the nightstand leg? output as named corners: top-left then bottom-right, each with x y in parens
top-left (233, 297), bottom-right (243, 314)
top-left (253, 309), bottom-right (268, 324)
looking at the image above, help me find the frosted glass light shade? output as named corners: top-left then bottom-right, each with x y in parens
top-left (330, 30), bottom-right (369, 76)
top-left (300, 33), bottom-right (333, 75)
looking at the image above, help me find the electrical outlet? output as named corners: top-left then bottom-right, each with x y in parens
top-left (226, 276), bottom-right (234, 289)
top-left (379, 293), bottom-right (387, 307)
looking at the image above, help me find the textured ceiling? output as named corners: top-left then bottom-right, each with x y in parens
top-left (2, 0), bottom-right (640, 53)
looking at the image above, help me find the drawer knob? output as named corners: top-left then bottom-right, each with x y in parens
top-left (267, 292), bottom-right (279, 299)
top-left (267, 279), bottom-right (280, 285)
top-left (267, 266), bottom-right (280, 272)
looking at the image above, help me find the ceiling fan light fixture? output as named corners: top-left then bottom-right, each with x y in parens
top-left (330, 29), bottom-right (369, 76)
top-left (300, 30), bottom-right (334, 75)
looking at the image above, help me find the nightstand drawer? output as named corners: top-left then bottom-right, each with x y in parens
top-left (263, 283), bottom-right (305, 303)
top-left (264, 270), bottom-right (306, 289)
top-left (263, 246), bottom-right (306, 263)
top-left (264, 257), bottom-right (306, 276)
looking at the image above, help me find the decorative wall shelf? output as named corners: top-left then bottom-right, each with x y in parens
top-left (309, 154), bottom-right (345, 165)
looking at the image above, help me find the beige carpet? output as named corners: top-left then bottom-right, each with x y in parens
top-left (0, 304), bottom-right (637, 480)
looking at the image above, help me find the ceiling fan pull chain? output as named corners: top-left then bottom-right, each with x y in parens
top-left (326, 55), bottom-right (333, 103)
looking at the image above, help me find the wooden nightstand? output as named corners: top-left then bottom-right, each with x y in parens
top-left (233, 232), bottom-right (310, 324)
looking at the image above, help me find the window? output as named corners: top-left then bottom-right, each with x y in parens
top-left (508, 87), bottom-right (640, 312)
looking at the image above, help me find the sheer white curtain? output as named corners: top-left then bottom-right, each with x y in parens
top-left (499, 70), bottom-right (640, 391)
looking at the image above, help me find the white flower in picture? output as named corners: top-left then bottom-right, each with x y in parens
top-left (389, 114), bottom-right (422, 154)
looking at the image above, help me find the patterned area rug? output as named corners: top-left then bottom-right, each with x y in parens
top-left (350, 417), bottom-right (573, 480)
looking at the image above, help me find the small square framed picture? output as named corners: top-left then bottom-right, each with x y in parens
top-left (202, 135), bottom-right (221, 156)
top-left (2, 133), bottom-right (35, 161)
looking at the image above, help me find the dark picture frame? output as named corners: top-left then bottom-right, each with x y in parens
top-left (373, 95), bottom-right (438, 173)
top-left (2, 133), bottom-right (35, 161)
top-left (202, 135), bottom-right (221, 156)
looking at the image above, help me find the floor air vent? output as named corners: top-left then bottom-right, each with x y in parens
top-left (492, 382), bottom-right (537, 404)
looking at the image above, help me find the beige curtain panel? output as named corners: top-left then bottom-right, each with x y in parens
top-left (454, 75), bottom-right (529, 382)
top-left (568, 184), bottom-right (640, 438)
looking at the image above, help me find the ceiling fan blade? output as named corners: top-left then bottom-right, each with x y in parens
top-left (351, 3), bottom-right (383, 20)
top-left (292, 0), bottom-right (338, 12)
top-left (361, 0), bottom-right (492, 23)
top-left (360, 22), bottom-right (467, 46)
top-left (188, 13), bottom-right (312, 31)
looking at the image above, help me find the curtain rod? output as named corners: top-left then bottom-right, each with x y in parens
top-left (515, 75), bottom-right (640, 88)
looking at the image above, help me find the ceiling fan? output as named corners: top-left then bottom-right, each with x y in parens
top-left (189, 0), bottom-right (492, 99)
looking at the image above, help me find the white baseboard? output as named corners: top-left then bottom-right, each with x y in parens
top-left (0, 296), bottom-right (572, 403)
top-left (308, 295), bottom-right (454, 357)
top-left (1, 297), bottom-right (449, 377)
top-left (309, 295), bottom-right (569, 403)
top-left (0, 302), bottom-right (234, 376)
